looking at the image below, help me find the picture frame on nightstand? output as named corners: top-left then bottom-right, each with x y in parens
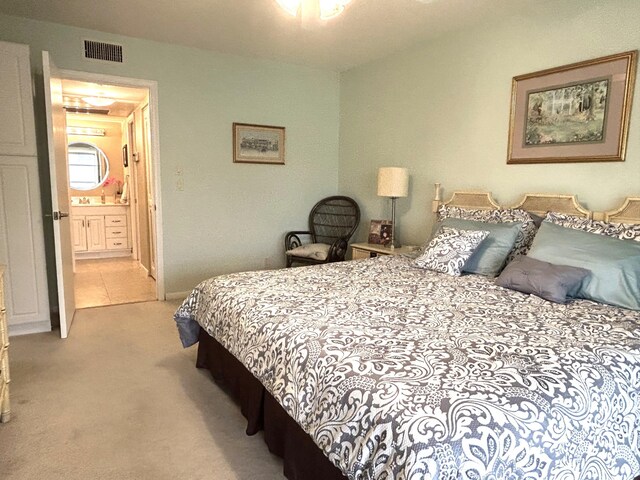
top-left (368, 220), bottom-right (392, 245)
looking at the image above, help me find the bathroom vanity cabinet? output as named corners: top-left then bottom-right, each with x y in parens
top-left (71, 205), bottom-right (131, 257)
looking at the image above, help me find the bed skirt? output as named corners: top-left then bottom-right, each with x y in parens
top-left (196, 327), bottom-right (347, 480)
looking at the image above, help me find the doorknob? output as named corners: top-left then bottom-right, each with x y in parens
top-left (52, 211), bottom-right (69, 220)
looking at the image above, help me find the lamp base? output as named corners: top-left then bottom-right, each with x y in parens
top-left (390, 197), bottom-right (400, 249)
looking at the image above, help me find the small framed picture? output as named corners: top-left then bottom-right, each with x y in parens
top-left (122, 144), bottom-right (129, 168)
top-left (233, 123), bottom-right (285, 165)
top-left (369, 220), bottom-right (393, 245)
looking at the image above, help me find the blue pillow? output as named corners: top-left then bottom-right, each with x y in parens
top-left (438, 218), bottom-right (521, 276)
top-left (527, 222), bottom-right (640, 310)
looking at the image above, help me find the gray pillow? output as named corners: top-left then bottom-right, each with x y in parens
top-left (545, 211), bottom-right (640, 242)
top-left (436, 205), bottom-right (537, 259)
top-left (495, 256), bottom-right (590, 304)
top-left (438, 218), bottom-right (521, 276)
top-left (527, 212), bottom-right (545, 229)
top-left (528, 222), bottom-right (640, 310)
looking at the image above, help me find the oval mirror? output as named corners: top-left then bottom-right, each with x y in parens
top-left (67, 142), bottom-right (110, 191)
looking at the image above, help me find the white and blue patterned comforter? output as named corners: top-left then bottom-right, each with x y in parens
top-left (174, 255), bottom-right (640, 480)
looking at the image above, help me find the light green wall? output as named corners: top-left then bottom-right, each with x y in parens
top-left (0, 14), bottom-right (341, 298)
top-left (339, 0), bottom-right (640, 247)
top-left (3, 1), bottom-right (640, 302)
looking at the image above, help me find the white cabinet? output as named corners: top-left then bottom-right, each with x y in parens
top-left (71, 206), bottom-right (131, 257)
top-left (351, 243), bottom-right (419, 259)
top-left (105, 217), bottom-right (128, 250)
top-left (0, 41), bottom-right (51, 336)
top-left (71, 217), bottom-right (87, 252)
top-left (0, 42), bottom-right (37, 156)
top-left (86, 216), bottom-right (106, 251)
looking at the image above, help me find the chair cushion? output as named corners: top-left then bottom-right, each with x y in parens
top-left (286, 243), bottom-right (331, 261)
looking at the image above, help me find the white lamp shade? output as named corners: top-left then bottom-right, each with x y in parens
top-left (377, 167), bottom-right (409, 198)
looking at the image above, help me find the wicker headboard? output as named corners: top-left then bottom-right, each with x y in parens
top-left (432, 183), bottom-right (640, 224)
top-left (604, 197), bottom-right (640, 223)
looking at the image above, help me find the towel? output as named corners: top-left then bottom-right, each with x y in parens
top-left (120, 181), bottom-right (128, 203)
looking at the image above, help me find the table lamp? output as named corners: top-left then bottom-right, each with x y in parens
top-left (377, 167), bottom-right (409, 248)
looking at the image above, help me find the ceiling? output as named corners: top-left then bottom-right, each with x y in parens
top-left (0, 0), bottom-right (540, 71)
top-left (62, 79), bottom-right (148, 119)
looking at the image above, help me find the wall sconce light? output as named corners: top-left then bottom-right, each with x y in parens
top-left (67, 126), bottom-right (105, 136)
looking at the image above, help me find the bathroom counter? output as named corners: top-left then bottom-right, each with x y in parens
top-left (71, 204), bottom-right (129, 215)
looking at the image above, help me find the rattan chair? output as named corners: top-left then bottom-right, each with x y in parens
top-left (285, 196), bottom-right (360, 267)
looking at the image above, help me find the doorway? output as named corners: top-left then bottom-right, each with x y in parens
top-left (59, 73), bottom-right (163, 310)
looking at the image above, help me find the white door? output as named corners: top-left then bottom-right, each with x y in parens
top-left (43, 51), bottom-right (76, 338)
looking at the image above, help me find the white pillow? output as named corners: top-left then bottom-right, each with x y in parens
top-left (286, 243), bottom-right (331, 261)
top-left (415, 228), bottom-right (489, 276)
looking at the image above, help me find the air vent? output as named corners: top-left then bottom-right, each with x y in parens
top-left (83, 40), bottom-right (123, 63)
top-left (64, 106), bottom-right (110, 115)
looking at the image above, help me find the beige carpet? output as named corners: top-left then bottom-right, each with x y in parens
top-left (0, 301), bottom-right (284, 479)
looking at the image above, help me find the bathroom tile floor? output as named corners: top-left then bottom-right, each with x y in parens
top-left (74, 257), bottom-right (156, 309)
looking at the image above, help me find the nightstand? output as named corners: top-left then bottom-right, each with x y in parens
top-left (351, 243), bottom-right (419, 260)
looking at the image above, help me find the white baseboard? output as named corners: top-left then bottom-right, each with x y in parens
top-left (165, 290), bottom-right (191, 301)
top-left (8, 320), bottom-right (52, 337)
top-left (75, 250), bottom-right (132, 260)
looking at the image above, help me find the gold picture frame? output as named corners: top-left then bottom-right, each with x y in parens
top-left (507, 50), bottom-right (637, 164)
top-left (233, 123), bottom-right (285, 165)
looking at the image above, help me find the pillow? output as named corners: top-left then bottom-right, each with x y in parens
top-left (545, 211), bottom-right (640, 242)
top-left (437, 205), bottom-right (537, 259)
top-left (527, 211), bottom-right (545, 229)
top-left (438, 218), bottom-right (521, 276)
top-left (496, 256), bottom-right (590, 304)
top-left (286, 243), bottom-right (330, 261)
top-left (415, 228), bottom-right (489, 276)
top-left (527, 222), bottom-right (640, 310)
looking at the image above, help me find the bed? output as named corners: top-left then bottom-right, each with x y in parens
top-left (175, 188), bottom-right (640, 480)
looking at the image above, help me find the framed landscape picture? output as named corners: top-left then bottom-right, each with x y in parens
top-left (368, 220), bottom-right (392, 245)
top-left (507, 50), bottom-right (637, 164)
top-left (233, 123), bottom-right (285, 165)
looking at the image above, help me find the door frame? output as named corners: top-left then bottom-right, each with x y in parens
top-left (126, 116), bottom-right (140, 263)
top-left (58, 69), bottom-right (165, 300)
